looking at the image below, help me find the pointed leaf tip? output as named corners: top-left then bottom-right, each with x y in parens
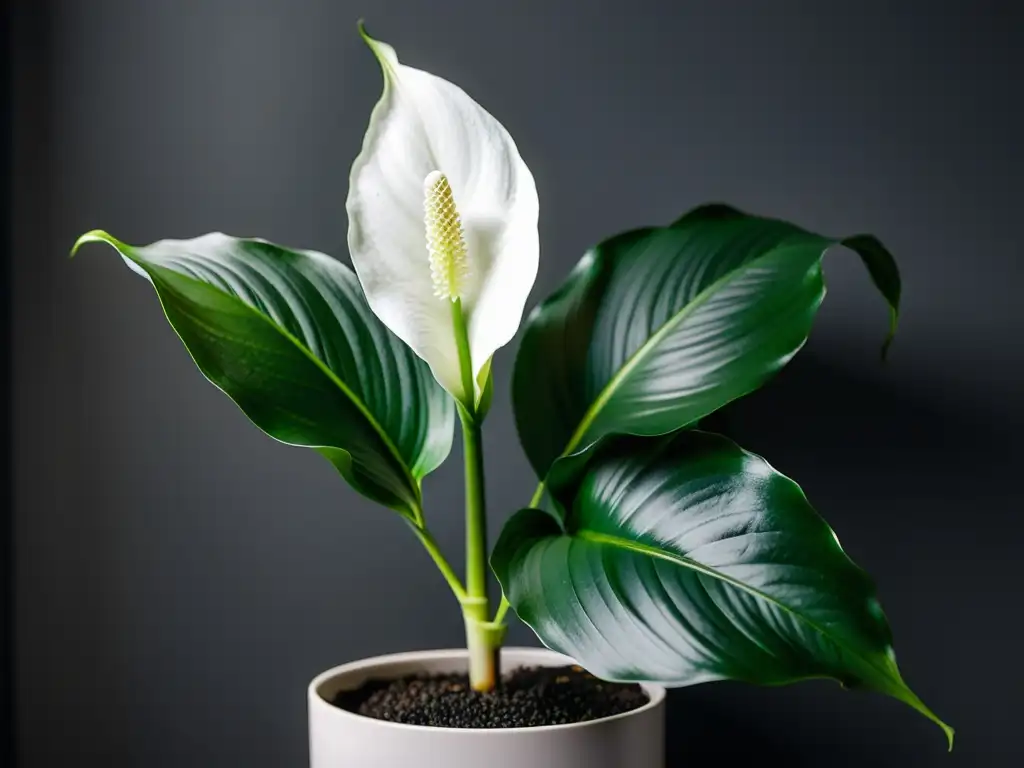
top-left (70, 229), bottom-right (123, 258)
top-left (495, 431), bottom-right (952, 748)
top-left (899, 685), bottom-right (954, 751)
top-left (838, 233), bottom-right (901, 362)
top-left (880, 308), bottom-right (898, 361)
top-left (74, 231), bottom-right (454, 515)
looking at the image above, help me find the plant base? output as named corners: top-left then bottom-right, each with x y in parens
top-left (308, 647), bottom-right (666, 768)
top-left (332, 663), bottom-right (649, 727)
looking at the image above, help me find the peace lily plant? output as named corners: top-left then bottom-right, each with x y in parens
top-left (72, 25), bottom-right (952, 750)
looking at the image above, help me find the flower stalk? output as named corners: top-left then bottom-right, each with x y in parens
top-left (348, 27), bottom-right (539, 692)
top-left (453, 295), bottom-right (503, 690)
top-left (460, 409), bottom-right (499, 690)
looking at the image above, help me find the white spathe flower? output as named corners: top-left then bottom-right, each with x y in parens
top-left (346, 28), bottom-right (540, 408)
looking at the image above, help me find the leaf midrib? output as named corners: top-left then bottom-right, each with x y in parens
top-left (92, 233), bottom-right (424, 518)
top-left (528, 236), bottom-right (828, 509)
top-left (566, 238), bottom-right (827, 457)
top-left (574, 528), bottom-right (898, 687)
top-left (574, 526), bottom-right (951, 744)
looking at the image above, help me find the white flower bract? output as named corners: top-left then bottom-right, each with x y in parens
top-left (346, 28), bottom-right (540, 406)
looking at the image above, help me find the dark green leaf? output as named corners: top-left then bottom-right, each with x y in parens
top-left (72, 231), bottom-right (454, 519)
top-left (492, 431), bottom-right (951, 748)
top-left (513, 204), bottom-right (900, 481)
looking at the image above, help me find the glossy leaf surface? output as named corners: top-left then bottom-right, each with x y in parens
top-left (492, 431), bottom-right (951, 747)
top-left (513, 204), bottom-right (900, 480)
top-left (73, 231), bottom-right (454, 519)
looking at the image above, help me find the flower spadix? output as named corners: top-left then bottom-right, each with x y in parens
top-left (347, 27), bottom-right (540, 408)
top-left (424, 171), bottom-right (469, 301)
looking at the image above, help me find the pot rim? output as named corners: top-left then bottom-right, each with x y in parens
top-left (309, 646), bottom-right (666, 736)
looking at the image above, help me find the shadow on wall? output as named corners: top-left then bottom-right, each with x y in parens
top-left (664, 682), bottom-right (943, 766)
top-left (663, 352), bottom-right (1014, 766)
top-left (701, 350), bottom-right (1014, 510)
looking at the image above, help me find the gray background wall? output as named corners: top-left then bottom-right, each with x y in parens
top-left (11, 0), bottom-right (1022, 765)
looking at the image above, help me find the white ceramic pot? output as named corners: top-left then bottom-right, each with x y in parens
top-left (308, 647), bottom-right (666, 768)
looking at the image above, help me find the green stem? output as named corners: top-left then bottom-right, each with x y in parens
top-left (451, 298), bottom-right (476, 412)
top-left (529, 482), bottom-right (546, 508)
top-left (493, 595), bottom-right (511, 625)
top-left (491, 481), bottom-right (546, 624)
top-left (408, 523), bottom-right (467, 603)
top-left (461, 412), bottom-right (489, 610)
top-left (460, 405), bottom-right (498, 689)
top-left (450, 298), bottom-right (502, 690)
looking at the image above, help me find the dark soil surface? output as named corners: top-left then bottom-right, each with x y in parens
top-left (332, 664), bottom-right (649, 728)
